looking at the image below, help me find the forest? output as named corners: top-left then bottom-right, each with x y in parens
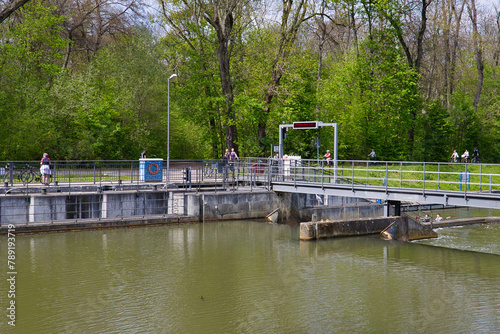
top-left (1, 0), bottom-right (500, 162)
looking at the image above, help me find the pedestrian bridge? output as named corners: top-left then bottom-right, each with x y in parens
top-left (267, 159), bottom-right (500, 210)
top-left (2, 158), bottom-right (500, 210)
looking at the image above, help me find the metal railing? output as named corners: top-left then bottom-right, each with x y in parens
top-left (269, 159), bottom-right (500, 194)
top-left (3, 157), bottom-right (500, 226)
top-left (2, 158), bottom-right (500, 194)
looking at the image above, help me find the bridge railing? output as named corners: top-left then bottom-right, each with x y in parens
top-left (2, 158), bottom-right (500, 194)
top-left (269, 158), bottom-right (500, 193)
top-left (0, 159), bottom-right (273, 191)
top-left (0, 160), bottom-right (146, 186)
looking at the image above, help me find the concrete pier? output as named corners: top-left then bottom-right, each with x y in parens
top-left (300, 216), bottom-right (438, 241)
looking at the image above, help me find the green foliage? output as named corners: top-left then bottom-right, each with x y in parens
top-left (413, 101), bottom-right (452, 162)
top-left (0, 0), bottom-right (67, 160)
top-left (46, 29), bottom-right (208, 160)
top-left (318, 29), bottom-right (420, 161)
top-left (0, 1), bottom-right (499, 163)
top-left (472, 66), bottom-right (500, 163)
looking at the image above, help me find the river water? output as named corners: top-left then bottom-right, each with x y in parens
top-left (1, 218), bottom-right (500, 333)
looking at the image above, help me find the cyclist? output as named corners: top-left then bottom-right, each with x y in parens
top-left (40, 153), bottom-right (51, 185)
top-left (368, 149), bottom-right (377, 161)
top-left (323, 150), bottom-right (332, 166)
top-left (472, 148), bottom-right (480, 163)
top-left (461, 149), bottom-right (469, 163)
top-left (450, 150), bottom-right (458, 163)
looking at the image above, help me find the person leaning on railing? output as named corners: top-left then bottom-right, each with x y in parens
top-left (40, 153), bottom-right (51, 185)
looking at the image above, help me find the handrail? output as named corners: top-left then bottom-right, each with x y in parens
top-left (1, 158), bottom-right (500, 195)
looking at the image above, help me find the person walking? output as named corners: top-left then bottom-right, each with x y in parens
top-left (140, 149), bottom-right (147, 159)
top-left (368, 149), bottom-right (377, 165)
top-left (40, 153), bottom-right (51, 185)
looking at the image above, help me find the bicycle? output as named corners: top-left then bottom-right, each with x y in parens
top-left (21, 164), bottom-right (45, 185)
top-left (2, 164), bottom-right (24, 184)
top-left (204, 162), bottom-right (224, 179)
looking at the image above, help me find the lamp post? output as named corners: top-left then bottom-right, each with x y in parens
top-left (167, 73), bottom-right (177, 186)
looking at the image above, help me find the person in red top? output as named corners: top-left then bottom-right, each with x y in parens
top-left (323, 150), bottom-right (331, 165)
top-left (40, 153), bottom-right (51, 185)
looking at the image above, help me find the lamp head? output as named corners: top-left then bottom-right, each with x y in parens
top-left (169, 74), bottom-right (178, 79)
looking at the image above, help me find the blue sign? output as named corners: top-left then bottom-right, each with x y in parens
top-left (140, 159), bottom-right (163, 182)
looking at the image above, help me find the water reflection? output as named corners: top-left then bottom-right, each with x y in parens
top-left (1, 221), bottom-right (499, 333)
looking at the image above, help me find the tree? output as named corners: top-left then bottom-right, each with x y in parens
top-left (53, 0), bottom-right (145, 69)
top-left (318, 30), bottom-right (420, 160)
top-left (0, 0), bottom-right (30, 24)
top-left (0, 0), bottom-right (67, 160)
top-left (159, 0), bottom-right (256, 157)
top-left (258, 0), bottom-right (309, 148)
top-left (467, 0), bottom-right (484, 113)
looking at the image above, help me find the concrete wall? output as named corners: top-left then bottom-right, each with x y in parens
top-left (273, 192), bottom-right (381, 224)
top-left (300, 216), bottom-right (438, 241)
top-left (300, 217), bottom-right (400, 240)
top-left (0, 188), bottom-right (386, 232)
top-left (189, 191), bottom-right (281, 221)
top-left (0, 191), bottom-right (170, 224)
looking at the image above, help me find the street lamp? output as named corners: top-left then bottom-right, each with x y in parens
top-left (167, 73), bottom-right (177, 186)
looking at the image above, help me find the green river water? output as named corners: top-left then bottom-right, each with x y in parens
top-left (1, 210), bottom-right (500, 333)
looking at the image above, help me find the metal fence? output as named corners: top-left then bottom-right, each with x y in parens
top-left (3, 157), bottom-right (500, 226)
top-left (2, 158), bottom-right (500, 194)
top-left (0, 158), bottom-right (273, 193)
top-left (269, 159), bottom-right (500, 194)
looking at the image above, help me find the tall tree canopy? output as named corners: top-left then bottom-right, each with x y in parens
top-left (2, 0), bottom-right (500, 162)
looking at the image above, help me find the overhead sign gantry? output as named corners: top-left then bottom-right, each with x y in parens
top-left (279, 121), bottom-right (339, 176)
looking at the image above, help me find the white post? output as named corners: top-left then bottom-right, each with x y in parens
top-left (167, 74), bottom-right (177, 186)
top-left (334, 122), bottom-right (338, 182)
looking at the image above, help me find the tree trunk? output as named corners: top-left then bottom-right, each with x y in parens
top-left (0, 0), bottom-right (30, 24)
top-left (258, 0), bottom-right (308, 144)
top-left (468, 0), bottom-right (484, 112)
top-left (204, 1), bottom-right (239, 153)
